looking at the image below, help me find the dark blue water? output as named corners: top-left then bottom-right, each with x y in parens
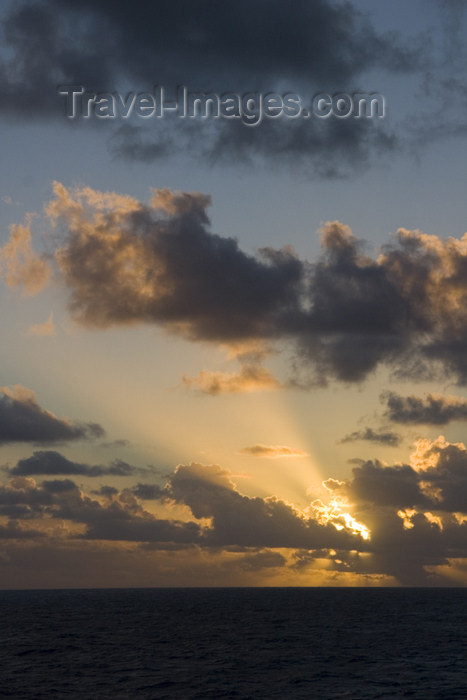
top-left (1, 588), bottom-right (466, 699)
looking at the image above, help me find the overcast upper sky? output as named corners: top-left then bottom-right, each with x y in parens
top-left (1, 0), bottom-right (467, 588)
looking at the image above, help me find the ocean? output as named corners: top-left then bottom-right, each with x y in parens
top-left (2, 588), bottom-right (466, 699)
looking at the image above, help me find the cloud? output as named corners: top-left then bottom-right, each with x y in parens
top-left (239, 550), bottom-right (287, 571)
top-left (239, 445), bottom-right (308, 459)
top-left (109, 115), bottom-right (397, 180)
top-left (292, 222), bottom-right (467, 384)
top-left (0, 385), bottom-right (105, 444)
top-left (131, 483), bottom-right (166, 500)
top-left (340, 435), bottom-right (467, 515)
top-left (0, 521), bottom-right (46, 540)
top-left (339, 427), bottom-right (401, 447)
top-left (100, 439), bottom-right (131, 449)
top-left (2, 444), bottom-right (467, 584)
top-left (1, 195), bottom-right (20, 205)
top-left (6, 451), bottom-right (137, 478)
top-left (27, 312), bottom-right (55, 336)
top-left (167, 463), bottom-right (365, 549)
top-left (344, 460), bottom-right (427, 508)
top-left (322, 478), bottom-right (344, 492)
top-left (0, 475), bottom-right (201, 545)
top-left (0, 0), bottom-right (419, 174)
top-left (408, 436), bottom-right (467, 513)
top-left (0, 539), bottom-right (299, 588)
top-left (91, 485), bottom-right (119, 498)
top-left (11, 187), bottom-right (467, 387)
top-left (46, 182), bottom-right (304, 343)
top-left (323, 442), bottom-right (467, 584)
top-left (382, 391), bottom-right (467, 425)
top-left (0, 221), bottom-right (50, 295)
top-left (183, 364), bottom-right (280, 395)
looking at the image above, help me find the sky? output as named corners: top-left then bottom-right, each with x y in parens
top-left (1, 0), bottom-right (467, 588)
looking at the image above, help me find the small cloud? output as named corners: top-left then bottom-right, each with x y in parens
top-left (382, 391), bottom-right (467, 425)
top-left (28, 312), bottom-right (55, 336)
top-left (7, 451), bottom-right (138, 478)
top-left (0, 219), bottom-right (50, 296)
top-left (239, 444), bottom-right (309, 459)
top-left (91, 486), bottom-right (119, 497)
top-left (0, 385), bottom-right (105, 444)
top-left (339, 427), bottom-right (401, 447)
top-left (1, 196), bottom-right (20, 206)
top-left (131, 483), bottom-right (166, 500)
top-left (183, 364), bottom-right (280, 396)
top-left (322, 478), bottom-right (344, 492)
top-left (100, 439), bottom-right (131, 449)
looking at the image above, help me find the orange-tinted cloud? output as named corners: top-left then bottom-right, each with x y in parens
top-left (2, 441), bottom-right (467, 585)
top-left (11, 186), bottom-right (467, 388)
top-left (27, 312), bottom-right (56, 336)
top-left (239, 444), bottom-right (308, 458)
top-left (0, 221), bottom-right (50, 295)
top-left (182, 364), bottom-right (280, 395)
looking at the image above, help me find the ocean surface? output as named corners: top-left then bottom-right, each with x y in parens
top-left (1, 587), bottom-right (466, 699)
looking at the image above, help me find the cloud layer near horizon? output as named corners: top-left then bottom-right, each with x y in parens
top-left (5, 450), bottom-right (137, 478)
top-left (2, 435), bottom-right (467, 585)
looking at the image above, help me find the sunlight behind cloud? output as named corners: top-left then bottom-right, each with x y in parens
top-left (309, 497), bottom-right (370, 540)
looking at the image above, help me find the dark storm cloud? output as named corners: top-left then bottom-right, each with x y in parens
top-left (165, 460), bottom-right (467, 584)
top-left (406, 1), bottom-right (467, 157)
top-left (293, 518), bottom-right (452, 586)
top-left (341, 436), bottom-right (467, 515)
top-left (0, 476), bottom-right (77, 518)
top-left (0, 475), bottom-right (202, 544)
top-left (0, 0), bottom-right (417, 172)
top-left (352, 507), bottom-right (465, 586)
top-left (91, 485), bottom-right (119, 497)
top-left (52, 184), bottom-right (304, 343)
top-left (2, 462), bottom-right (366, 550)
top-left (0, 385), bottom-right (105, 444)
top-left (13, 184), bottom-right (467, 386)
top-left (322, 446), bottom-right (467, 584)
top-left (109, 112), bottom-right (397, 179)
top-left (205, 115), bottom-right (397, 177)
top-left (294, 223), bottom-right (467, 383)
top-left (167, 463), bottom-right (361, 549)
top-left (7, 451), bottom-right (137, 478)
top-left (2, 451), bottom-right (467, 584)
top-left (0, 0), bottom-right (414, 116)
top-left (382, 391), bottom-right (467, 425)
top-left (339, 427), bottom-right (401, 447)
top-left (292, 222), bottom-right (410, 383)
top-left (131, 483), bottom-right (166, 500)
top-left (41, 478), bottom-right (79, 494)
top-left (415, 438), bottom-right (467, 514)
top-left (345, 460), bottom-right (428, 508)
top-left (81, 508), bottom-right (201, 544)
